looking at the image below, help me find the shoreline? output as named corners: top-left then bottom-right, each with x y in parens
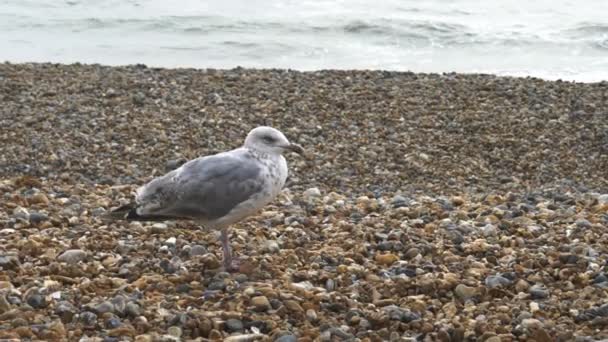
top-left (3, 60), bottom-right (607, 85)
top-left (1, 62), bottom-right (608, 340)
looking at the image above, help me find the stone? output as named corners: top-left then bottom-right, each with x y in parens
top-left (224, 318), bottom-right (244, 333)
top-left (150, 223), bottom-right (168, 233)
top-left (57, 249), bottom-right (87, 264)
top-left (454, 284), bottom-right (478, 300)
top-left (485, 275), bottom-right (512, 288)
top-left (375, 253), bottom-right (399, 266)
top-left (29, 193), bottom-right (49, 205)
top-left (391, 195), bottom-right (410, 208)
top-left (79, 311), bottom-right (98, 327)
top-left (283, 300), bottom-right (304, 314)
top-left (262, 240), bottom-right (280, 253)
top-left (515, 279), bottom-right (530, 293)
top-left (303, 187), bottom-right (322, 201)
top-left (26, 293), bottom-right (46, 308)
top-left (0, 255), bottom-right (20, 270)
top-left (251, 296), bottom-right (271, 312)
top-left (529, 284), bottom-right (549, 299)
top-left (167, 326), bottom-right (182, 338)
top-left (12, 206), bottom-right (29, 221)
top-left (0, 294), bottom-right (11, 314)
top-left (28, 211), bottom-right (49, 223)
top-left (275, 334), bottom-right (297, 342)
top-left (190, 244), bottom-right (207, 256)
top-left (93, 301), bottom-right (115, 314)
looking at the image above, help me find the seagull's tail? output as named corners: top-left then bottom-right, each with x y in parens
top-left (103, 203), bottom-right (182, 222)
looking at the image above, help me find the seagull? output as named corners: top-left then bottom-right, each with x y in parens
top-left (107, 126), bottom-right (304, 271)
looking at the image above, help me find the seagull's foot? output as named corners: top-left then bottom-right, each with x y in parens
top-left (222, 256), bottom-right (241, 273)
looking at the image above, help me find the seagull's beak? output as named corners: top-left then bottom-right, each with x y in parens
top-left (281, 143), bottom-right (305, 155)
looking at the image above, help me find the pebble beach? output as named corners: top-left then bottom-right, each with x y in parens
top-left (1, 62), bottom-right (608, 341)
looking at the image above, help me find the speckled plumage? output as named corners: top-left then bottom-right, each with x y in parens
top-left (110, 126), bottom-right (303, 271)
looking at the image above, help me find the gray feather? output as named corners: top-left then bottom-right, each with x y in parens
top-left (135, 149), bottom-right (264, 220)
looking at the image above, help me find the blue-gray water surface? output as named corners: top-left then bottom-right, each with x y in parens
top-left (1, 0), bottom-right (607, 81)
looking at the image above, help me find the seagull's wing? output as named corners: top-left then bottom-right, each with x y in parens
top-left (134, 149), bottom-right (264, 221)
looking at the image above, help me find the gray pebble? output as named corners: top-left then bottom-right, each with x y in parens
top-left (275, 334), bottom-right (297, 342)
top-left (382, 305), bottom-right (421, 322)
top-left (263, 240), bottom-right (280, 253)
top-left (530, 284), bottom-right (549, 299)
top-left (26, 293), bottom-right (46, 309)
top-left (225, 318), bottom-right (244, 333)
top-left (485, 275), bottom-right (513, 288)
top-left (111, 295), bottom-right (126, 316)
top-left (57, 249), bottom-right (87, 264)
top-left (207, 280), bottom-right (226, 291)
top-left (55, 301), bottom-right (77, 323)
top-left (28, 211), bottom-right (49, 223)
top-left (391, 195), bottom-right (410, 208)
top-left (105, 314), bottom-right (122, 329)
top-left (189, 244), bottom-right (207, 256)
top-left (12, 206), bottom-right (29, 221)
top-left (160, 259), bottom-right (178, 274)
top-left (0, 255), bottom-right (20, 270)
top-left (94, 301), bottom-right (115, 314)
top-left (576, 219), bottom-right (592, 229)
top-left (125, 302), bottom-right (141, 317)
top-left (79, 311), bottom-right (98, 327)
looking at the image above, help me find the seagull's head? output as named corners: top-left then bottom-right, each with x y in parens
top-left (244, 126), bottom-right (304, 156)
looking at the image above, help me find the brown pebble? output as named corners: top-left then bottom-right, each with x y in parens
top-left (375, 253), bottom-right (399, 266)
top-left (251, 296), bottom-right (271, 312)
top-left (28, 193), bottom-right (49, 205)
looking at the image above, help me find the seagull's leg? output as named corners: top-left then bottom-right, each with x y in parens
top-left (220, 227), bottom-right (239, 271)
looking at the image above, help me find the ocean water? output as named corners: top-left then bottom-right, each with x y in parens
top-left (1, 0), bottom-right (607, 82)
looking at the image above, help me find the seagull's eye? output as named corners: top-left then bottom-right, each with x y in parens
top-left (262, 135), bottom-right (276, 144)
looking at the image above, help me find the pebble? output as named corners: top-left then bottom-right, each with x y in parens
top-left (12, 206), bottom-right (29, 221)
top-left (375, 253), bottom-right (399, 266)
top-left (28, 211), bottom-right (49, 223)
top-left (93, 301), bottom-right (115, 314)
top-left (262, 240), bottom-right (280, 253)
top-left (79, 311), bottom-right (98, 327)
top-left (167, 326), bottom-right (182, 338)
top-left (55, 301), bottom-right (77, 322)
top-left (0, 255), bottom-right (20, 270)
top-left (529, 284), bottom-right (550, 299)
top-left (485, 275), bottom-right (513, 288)
top-left (0, 294), bottom-right (11, 314)
top-left (251, 296), bottom-right (271, 312)
top-left (275, 334), bottom-right (297, 342)
top-left (391, 195), bottom-right (410, 208)
top-left (189, 244), bottom-right (207, 256)
top-left (57, 249), bottom-right (87, 264)
top-left (150, 223), bottom-right (168, 233)
top-left (26, 293), bottom-right (46, 308)
top-left (383, 305), bottom-right (421, 322)
top-left (29, 193), bottom-right (50, 205)
top-left (125, 302), bottom-right (141, 317)
top-left (225, 318), bottom-right (244, 333)
top-left (224, 334), bottom-right (265, 342)
top-left (454, 284), bottom-right (478, 300)
top-left (303, 187), bottom-right (322, 201)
